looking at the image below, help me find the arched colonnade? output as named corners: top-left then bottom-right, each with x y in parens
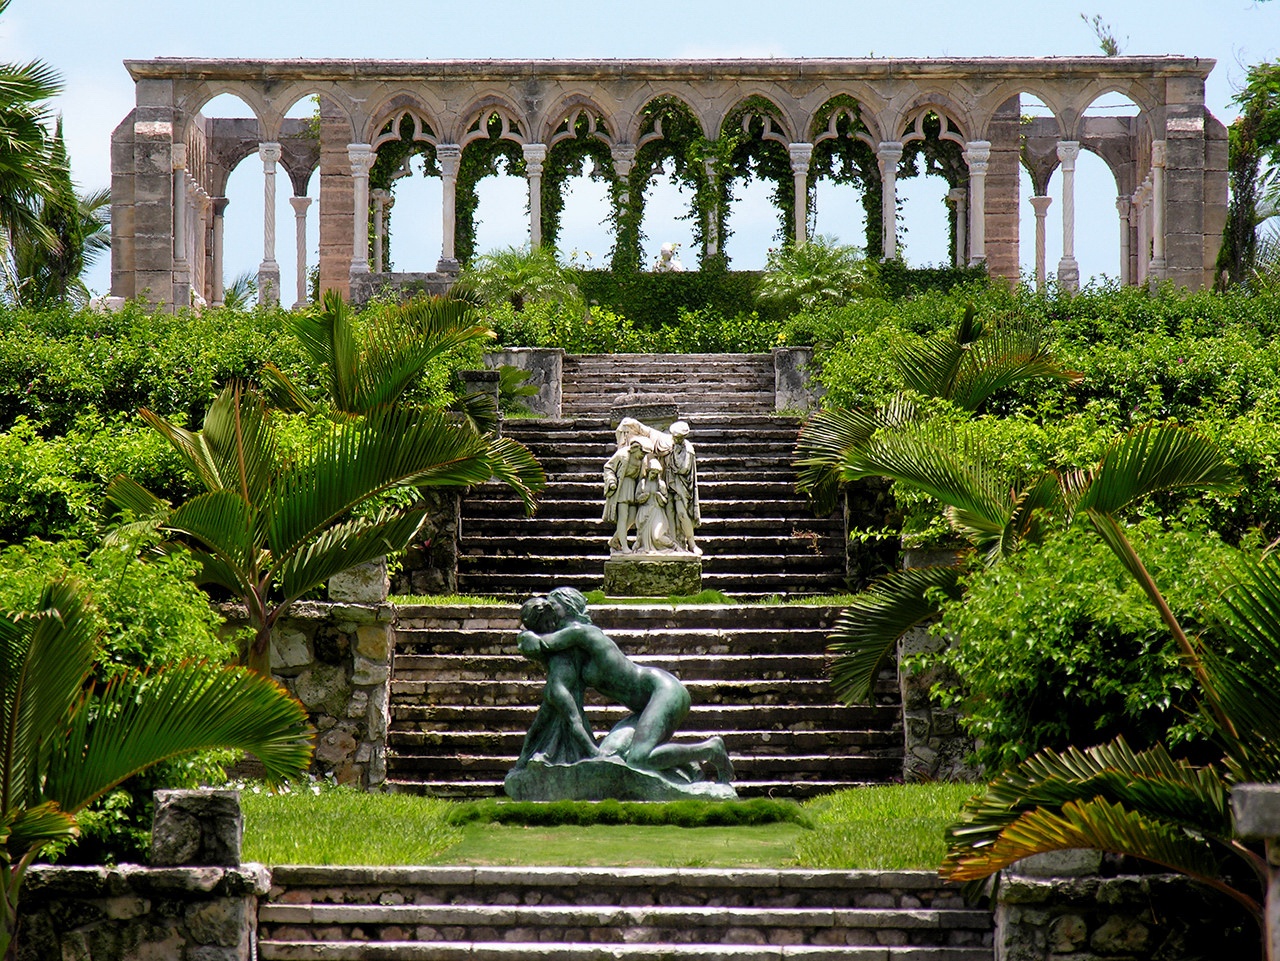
top-left (109, 58), bottom-right (1226, 308)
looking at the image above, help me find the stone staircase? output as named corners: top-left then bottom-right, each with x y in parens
top-left (386, 603), bottom-right (902, 799)
top-left (257, 865), bottom-right (993, 960)
top-left (560, 352), bottom-right (777, 418)
top-left (458, 415), bottom-right (847, 598)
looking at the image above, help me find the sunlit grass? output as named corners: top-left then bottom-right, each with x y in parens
top-left (241, 784), bottom-right (975, 870)
top-left (391, 593), bottom-right (511, 606)
top-left (795, 783), bottom-right (979, 870)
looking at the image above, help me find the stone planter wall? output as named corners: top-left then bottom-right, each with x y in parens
top-left (389, 489), bottom-right (462, 596)
top-left (772, 346), bottom-right (821, 413)
top-left (484, 347), bottom-right (564, 417)
top-left (18, 790), bottom-right (265, 961)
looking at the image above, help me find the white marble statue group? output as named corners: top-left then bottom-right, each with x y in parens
top-left (603, 417), bottom-right (700, 556)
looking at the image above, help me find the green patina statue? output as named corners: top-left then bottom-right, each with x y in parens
top-left (504, 587), bottom-right (735, 801)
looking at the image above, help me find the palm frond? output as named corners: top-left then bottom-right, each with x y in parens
top-left (481, 434), bottom-right (546, 515)
top-left (45, 664), bottom-right (313, 812)
top-left (275, 508), bottom-right (427, 603)
top-left (0, 579), bottom-right (98, 814)
top-left (196, 384), bottom-right (280, 507)
top-left (828, 565), bottom-right (965, 704)
top-left (894, 334), bottom-right (966, 400)
top-left (794, 398), bottom-right (917, 513)
top-left (259, 363), bottom-right (319, 417)
top-left (4, 801), bottom-right (78, 859)
top-left (949, 324), bottom-right (1083, 411)
top-left (165, 490), bottom-right (256, 573)
top-left (294, 291), bottom-right (360, 411)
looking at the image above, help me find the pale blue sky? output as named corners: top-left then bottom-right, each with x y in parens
top-left (3, 0), bottom-right (1278, 297)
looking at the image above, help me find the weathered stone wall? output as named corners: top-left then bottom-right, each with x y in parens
top-left (485, 347), bottom-right (565, 418)
top-left (995, 870), bottom-right (1257, 959)
top-left (773, 346), bottom-right (821, 413)
top-left (389, 490), bottom-right (462, 596)
top-left (18, 790), bottom-right (265, 961)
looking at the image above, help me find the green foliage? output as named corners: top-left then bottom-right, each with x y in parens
top-left (573, 268), bottom-right (770, 328)
top-left (756, 236), bottom-right (880, 312)
top-left (447, 798), bottom-right (807, 828)
top-left (927, 519), bottom-right (1237, 770)
top-left (795, 783), bottom-right (975, 870)
top-left (457, 245), bottom-right (582, 313)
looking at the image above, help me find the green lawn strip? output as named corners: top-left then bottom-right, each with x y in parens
top-left (433, 822), bottom-right (805, 868)
top-left (242, 785), bottom-right (970, 869)
top-left (794, 783), bottom-right (978, 870)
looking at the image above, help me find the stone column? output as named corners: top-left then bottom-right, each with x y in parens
top-left (876, 141), bottom-right (904, 260)
top-left (211, 197), bottom-right (228, 307)
top-left (347, 143), bottom-right (376, 278)
top-left (788, 142), bottom-right (813, 246)
top-left (1116, 194), bottom-right (1132, 285)
top-left (1056, 141), bottom-right (1080, 292)
top-left (371, 188), bottom-right (391, 272)
top-left (192, 184), bottom-right (210, 303)
top-left (962, 140), bottom-right (991, 265)
top-left (1136, 181), bottom-right (1151, 285)
top-left (257, 142), bottom-right (282, 305)
top-left (703, 157), bottom-right (721, 258)
top-left (523, 142), bottom-right (547, 248)
top-left (947, 187), bottom-right (967, 266)
top-left (1029, 195), bottom-right (1052, 290)
top-left (611, 143), bottom-right (637, 264)
top-left (289, 196), bottom-right (312, 309)
top-left (437, 144), bottom-right (461, 273)
top-left (1149, 139), bottom-right (1167, 283)
top-left (171, 143), bottom-right (190, 303)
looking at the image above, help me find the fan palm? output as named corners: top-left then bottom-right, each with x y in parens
top-left (107, 381), bottom-right (540, 676)
top-left (0, 577), bottom-right (313, 959)
top-left (755, 234), bottom-right (880, 312)
top-left (455, 244), bottom-right (583, 312)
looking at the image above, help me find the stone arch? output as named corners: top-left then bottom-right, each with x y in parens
top-left (454, 96), bottom-right (529, 147)
top-left (619, 91), bottom-right (709, 145)
top-left (1067, 80), bottom-right (1158, 141)
top-left (175, 83), bottom-right (270, 144)
top-left (973, 83), bottom-right (1071, 142)
top-left (717, 92), bottom-right (796, 146)
top-left (808, 95), bottom-right (881, 252)
top-left (267, 84), bottom-right (357, 143)
top-left (539, 100), bottom-right (618, 254)
top-left (540, 95), bottom-right (616, 147)
top-left (367, 92), bottom-right (443, 148)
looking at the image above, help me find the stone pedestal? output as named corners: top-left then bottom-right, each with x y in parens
top-left (505, 755), bottom-right (736, 801)
top-left (150, 789), bottom-right (243, 867)
top-left (610, 394), bottom-right (678, 430)
top-left (604, 555), bottom-right (702, 596)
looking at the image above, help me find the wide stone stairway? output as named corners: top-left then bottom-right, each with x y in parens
top-left (257, 866), bottom-right (993, 960)
top-left (387, 603), bottom-right (901, 799)
top-left (457, 353), bottom-right (847, 598)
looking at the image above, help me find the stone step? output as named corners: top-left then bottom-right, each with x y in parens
top-left (263, 865), bottom-right (976, 910)
top-left (458, 534), bottom-right (846, 556)
top-left (394, 653), bottom-right (835, 681)
top-left (391, 678), bottom-right (845, 707)
top-left (456, 554), bottom-right (842, 576)
top-left (393, 604), bottom-right (847, 630)
top-left (391, 704), bottom-right (900, 731)
top-left (383, 754), bottom-right (901, 780)
top-left (261, 941), bottom-right (991, 960)
top-left (454, 572), bottom-right (851, 596)
top-left (387, 729), bottom-right (902, 753)
top-left (463, 499), bottom-right (832, 520)
top-left (258, 902), bottom-right (989, 946)
top-left (383, 778), bottom-right (897, 800)
top-left (395, 629), bottom-right (838, 657)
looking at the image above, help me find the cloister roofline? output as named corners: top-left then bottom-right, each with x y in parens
top-left (125, 56), bottom-right (1215, 83)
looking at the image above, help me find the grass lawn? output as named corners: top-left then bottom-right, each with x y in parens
top-left (241, 784), bottom-right (977, 870)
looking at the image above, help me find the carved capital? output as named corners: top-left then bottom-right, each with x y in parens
top-left (171, 142), bottom-right (187, 170)
top-left (258, 141), bottom-right (282, 166)
top-left (1029, 195), bottom-right (1053, 217)
top-left (962, 140), bottom-right (991, 173)
top-left (788, 142), bottom-right (814, 175)
top-left (289, 195), bottom-right (313, 215)
top-left (211, 196), bottom-right (230, 217)
top-left (1151, 139), bottom-right (1167, 168)
top-left (436, 143), bottom-right (462, 178)
top-left (523, 142), bottom-right (548, 176)
top-left (610, 142), bottom-right (637, 177)
top-left (1056, 140), bottom-right (1081, 168)
top-left (347, 143), bottom-right (376, 178)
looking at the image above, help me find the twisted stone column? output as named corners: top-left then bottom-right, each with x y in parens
top-left (1029, 195), bottom-right (1052, 290)
top-left (347, 143), bottom-right (376, 277)
top-left (523, 143), bottom-right (547, 248)
top-left (788, 142), bottom-right (813, 246)
top-left (947, 187), bottom-right (967, 266)
top-left (371, 188), bottom-right (391, 272)
top-left (258, 142), bottom-right (282, 304)
top-left (172, 143), bottom-right (189, 273)
top-left (1116, 194), bottom-right (1132, 285)
top-left (962, 140), bottom-right (991, 265)
top-left (437, 144), bottom-right (461, 272)
top-left (876, 141), bottom-right (903, 260)
top-left (289, 195), bottom-right (312, 309)
top-left (1056, 141), bottom-right (1080, 292)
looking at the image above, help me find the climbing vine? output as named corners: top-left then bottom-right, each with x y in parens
top-left (809, 96), bottom-right (882, 255)
top-left (370, 114), bottom-right (439, 271)
top-left (899, 112), bottom-right (967, 264)
top-left (541, 114), bottom-right (615, 253)
top-left (722, 96), bottom-right (794, 250)
top-left (455, 114), bottom-right (526, 266)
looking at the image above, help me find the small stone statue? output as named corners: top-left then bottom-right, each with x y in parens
top-left (666, 420), bottom-right (701, 555)
top-left (602, 417), bottom-right (699, 557)
top-left (653, 242), bottom-right (685, 272)
top-left (506, 587), bottom-right (735, 800)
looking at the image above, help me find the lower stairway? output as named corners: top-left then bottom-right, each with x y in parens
top-left (257, 865), bottom-right (994, 960)
top-left (386, 603), bottom-right (901, 799)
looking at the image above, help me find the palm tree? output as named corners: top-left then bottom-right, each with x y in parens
top-left (755, 234), bottom-right (881, 312)
top-left (456, 244), bottom-right (583, 312)
top-left (0, 577), bottom-right (313, 959)
top-left (0, 2), bottom-right (60, 273)
top-left (7, 118), bottom-right (109, 307)
top-left (107, 380), bottom-right (541, 676)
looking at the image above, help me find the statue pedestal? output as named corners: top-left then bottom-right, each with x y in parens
top-left (505, 755), bottom-right (736, 801)
top-left (604, 554), bottom-right (702, 597)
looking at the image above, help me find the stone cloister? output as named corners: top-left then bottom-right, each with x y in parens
top-left (109, 57), bottom-right (1227, 308)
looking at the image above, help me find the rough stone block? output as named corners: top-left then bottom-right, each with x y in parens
top-left (603, 556), bottom-right (702, 597)
top-left (485, 348), bottom-right (564, 418)
top-left (328, 558), bottom-right (389, 603)
top-left (1008, 849), bottom-right (1102, 878)
top-left (773, 347), bottom-right (818, 413)
top-left (150, 790), bottom-right (243, 868)
top-left (1231, 783), bottom-right (1280, 838)
top-left (356, 624), bottom-right (392, 661)
top-left (270, 628), bottom-right (312, 671)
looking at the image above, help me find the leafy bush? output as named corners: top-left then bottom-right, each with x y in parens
top-left (756, 236), bottom-right (881, 312)
top-left (924, 518), bottom-right (1241, 771)
top-left (574, 267), bottom-right (771, 327)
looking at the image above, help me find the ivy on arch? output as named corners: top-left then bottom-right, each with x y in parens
top-left (456, 112), bottom-right (527, 266)
top-left (810, 95), bottom-right (882, 255)
top-left (369, 113), bottom-right (440, 271)
top-left (721, 96), bottom-right (794, 254)
top-left (542, 110), bottom-right (615, 256)
top-left (900, 110), bottom-right (968, 264)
